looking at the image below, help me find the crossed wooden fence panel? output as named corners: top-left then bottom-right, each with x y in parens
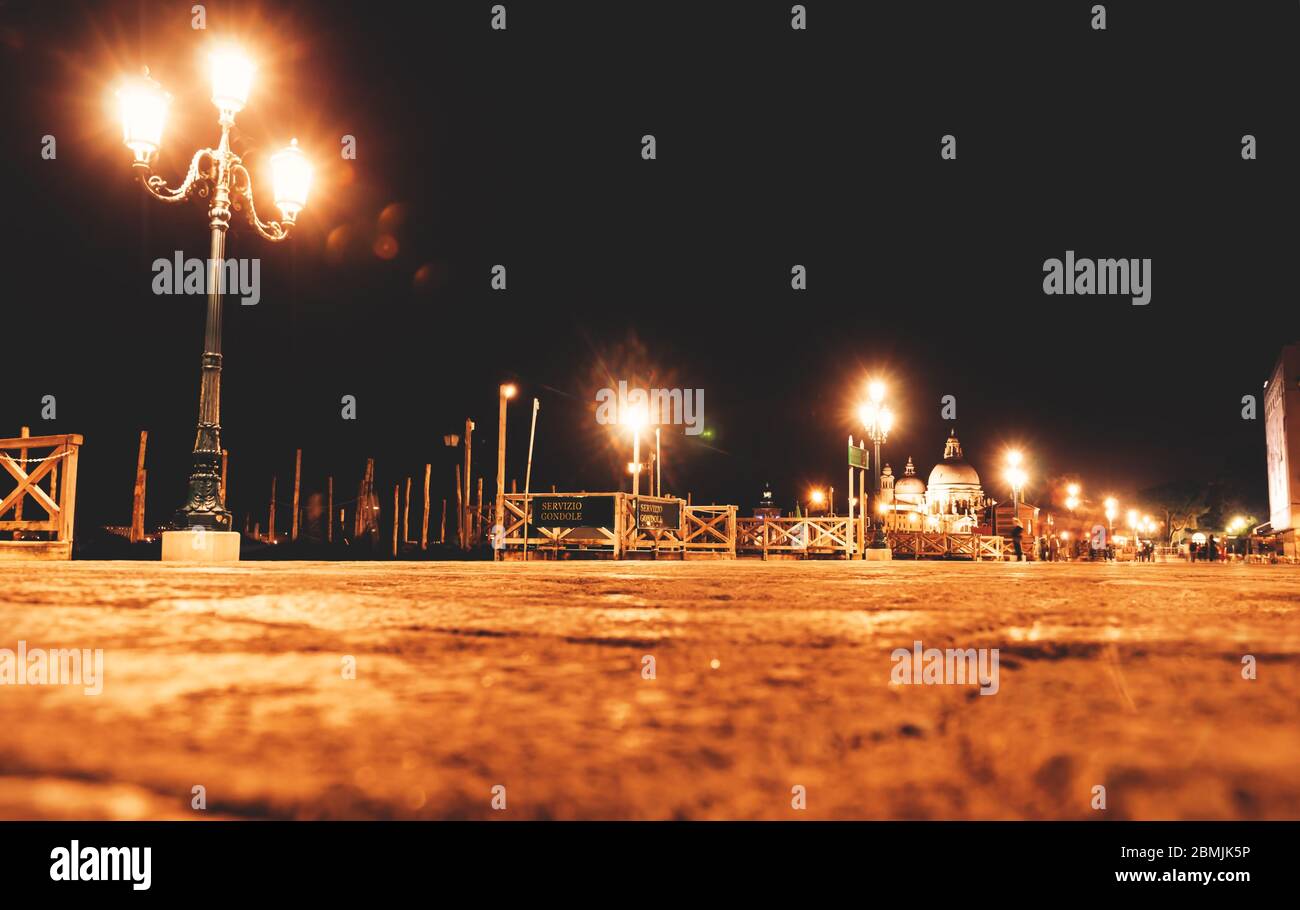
top-left (882, 531), bottom-right (1006, 560)
top-left (736, 517), bottom-right (854, 556)
top-left (0, 433), bottom-right (83, 560)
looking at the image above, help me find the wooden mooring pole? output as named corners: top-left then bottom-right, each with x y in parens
top-left (130, 430), bottom-right (148, 543)
top-left (421, 464), bottom-right (431, 550)
top-left (291, 448), bottom-right (302, 542)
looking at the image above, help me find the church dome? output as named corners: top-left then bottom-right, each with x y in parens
top-left (895, 457), bottom-right (926, 496)
top-left (927, 430), bottom-right (981, 489)
top-left (928, 461), bottom-right (981, 488)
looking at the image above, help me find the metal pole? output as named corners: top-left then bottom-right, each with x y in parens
top-left (494, 387), bottom-right (509, 559)
top-left (523, 398), bottom-right (539, 561)
top-left (176, 123), bottom-right (234, 530)
top-left (632, 430), bottom-right (640, 496)
top-left (655, 427), bottom-right (661, 497)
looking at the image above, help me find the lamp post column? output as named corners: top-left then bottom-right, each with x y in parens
top-left (176, 123), bottom-right (233, 530)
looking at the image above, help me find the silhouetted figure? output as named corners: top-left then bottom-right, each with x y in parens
top-left (1010, 520), bottom-right (1024, 561)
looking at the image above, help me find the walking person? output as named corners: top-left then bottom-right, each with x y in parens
top-left (1010, 519), bottom-right (1025, 562)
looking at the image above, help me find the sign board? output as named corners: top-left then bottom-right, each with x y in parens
top-left (531, 495), bottom-right (616, 529)
top-left (848, 443), bottom-right (869, 469)
top-left (635, 498), bottom-right (682, 532)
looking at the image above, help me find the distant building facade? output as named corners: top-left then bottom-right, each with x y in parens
top-left (1263, 344), bottom-right (1300, 557)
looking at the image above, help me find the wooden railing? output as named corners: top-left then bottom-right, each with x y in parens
top-left (0, 432), bottom-right (83, 560)
top-left (736, 516), bottom-right (856, 558)
top-left (888, 531), bottom-right (1004, 560)
top-left (497, 493), bottom-right (736, 559)
top-left (682, 505), bottom-right (736, 558)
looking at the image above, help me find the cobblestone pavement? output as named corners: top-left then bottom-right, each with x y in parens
top-left (0, 559), bottom-right (1296, 819)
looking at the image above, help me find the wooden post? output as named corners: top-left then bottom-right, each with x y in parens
top-left (130, 430), bottom-right (148, 543)
top-left (421, 464), bottom-right (431, 550)
top-left (268, 475), bottom-right (277, 543)
top-left (391, 483), bottom-right (399, 557)
top-left (523, 398), bottom-right (539, 561)
top-left (220, 448), bottom-right (229, 506)
top-left (14, 428), bottom-right (28, 530)
top-left (440, 498), bottom-right (447, 544)
top-left (402, 476), bottom-right (412, 544)
top-left (463, 418), bottom-right (474, 551)
top-left (511, 479), bottom-right (517, 494)
top-left (327, 476), bottom-right (334, 544)
top-left (475, 476), bottom-right (483, 544)
top-left (355, 476), bottom-right (365, 539)
top-left (291, 449), bottom-right (302, 542)
top-left (455, 463), bottom-right (465, 549)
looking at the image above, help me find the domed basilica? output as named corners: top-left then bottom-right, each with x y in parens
top-left (879, 430), bottom-right (987, 533)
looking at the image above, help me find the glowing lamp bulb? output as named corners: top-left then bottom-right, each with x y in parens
top-left (210, 47), bottom-right (255, 114)
top-left (271, 139), bottom-right (312, 220)
top-left (118, 70), bottom-right (169, 162)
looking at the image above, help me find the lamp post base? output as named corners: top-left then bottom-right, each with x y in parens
top-left (864, 546), bottom-right (893, 561)
top-left (161, 530), bottom-right (241, 563)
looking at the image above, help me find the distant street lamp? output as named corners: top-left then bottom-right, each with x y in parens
top-left (625, 408), bottom-right (648, 495)
top-left (809, 489), bottom-right (825, 515)
top-left (1004, 450), bottom-right (1027, 514)
top-left (1065, 482), bottom-right (1080, 512)
top-left (493, 383), bottom-right (516, 558)
top-left (857, 381), bottom-right (893, 495)
top-left (118, 49), bottom-right (312, 533)
top-left (1104, 497), bottom-right (1118, 538)
top-left (858, 380), bottom-right (893, 547)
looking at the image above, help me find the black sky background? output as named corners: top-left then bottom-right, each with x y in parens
top-left (2, 0), bottom-right (1297, 531)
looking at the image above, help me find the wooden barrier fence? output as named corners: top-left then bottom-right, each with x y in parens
top-left (736, 516), bottom-right (856, 558)
top-left (0, 432), bottom-right (83, 560)
top-left (889, 531), bottom-right (1005, 561)
top-left (498, 493), bottom-right (736, 559)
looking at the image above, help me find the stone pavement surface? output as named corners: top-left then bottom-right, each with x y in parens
top-left (0, 560), bottom-right (1296, 820)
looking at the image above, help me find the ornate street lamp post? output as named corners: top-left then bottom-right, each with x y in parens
top-left (117, 48), bottom-right (312, 537)
top-left (857, 380), bottom-right (893, 548)
top-left (1004, 450), bottom-right (1027, 514)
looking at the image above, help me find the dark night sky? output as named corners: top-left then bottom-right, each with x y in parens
top-left (2, 0), bottom-right (1298, 531)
